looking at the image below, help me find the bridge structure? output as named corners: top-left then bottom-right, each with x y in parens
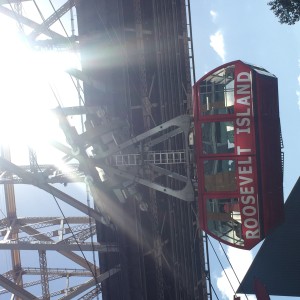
top-left (0, 0), bottom-right (212, 299)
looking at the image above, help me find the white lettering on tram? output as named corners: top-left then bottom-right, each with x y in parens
top-left (234, 72), bottom-right (260, 240)
top-left (237, 84), bottom-right (251, 95)
top-left (237, 96), bottom-right (251, 106)
top-left (236, 72), bottom-right (251, 135)
top-left (237, 72), bottom-right (251, 82)
top-left (237, 146), bottom-right (251, 155)
top-left (237, 154), bottom-right (260, 239)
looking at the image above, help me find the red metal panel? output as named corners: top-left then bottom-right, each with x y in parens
top-left (253, 70), bottom-right (284, 235)
top-left (236, 156), bottom-right (260, 249)
top-left (234, 62), bottom-right (260, 249)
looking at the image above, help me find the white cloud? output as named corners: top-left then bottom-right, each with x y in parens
top-left (210, 10), bottom-right (218, 22)
top-left (216, 247), bottom-right (256, 300)
top-left (210, 30), bottom-right (225, 62)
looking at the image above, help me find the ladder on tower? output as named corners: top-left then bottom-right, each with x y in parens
top-left (111, 150), bottom-right (187, 166)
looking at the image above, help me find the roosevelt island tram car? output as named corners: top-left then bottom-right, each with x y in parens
top-left (193, 60), bottom-right (284, 250)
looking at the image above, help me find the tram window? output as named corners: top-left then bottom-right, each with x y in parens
top-left (206, 198), bottom-right (244, 246)
top-left (204, 159), bottom-right (237, 192)
top-left (202, 121), bottom-right (235, 154)
top-left (199, 65), bottom-right (235, 115)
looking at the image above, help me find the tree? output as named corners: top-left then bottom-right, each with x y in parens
top-left (268, 0), bottom-right (300, 25)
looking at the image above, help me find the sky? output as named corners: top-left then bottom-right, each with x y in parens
top-left (190, 1), bottom-right (300, 299)
top-left (0, 1), bottom-right (299, 299)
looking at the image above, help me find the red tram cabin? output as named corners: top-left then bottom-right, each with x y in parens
top-left (193, 60), bottom-right (284, 249)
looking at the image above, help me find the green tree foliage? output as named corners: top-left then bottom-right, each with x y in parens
top-left (268, 0), bottom-right (300, 25)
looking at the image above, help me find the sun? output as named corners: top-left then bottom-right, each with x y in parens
top-left (0, 20), bottom-right (81, 164)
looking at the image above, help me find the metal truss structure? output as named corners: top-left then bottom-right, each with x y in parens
top-left (0, 0), bottom-right (211, 299)
top-left (0, 0), bottom-right (119, 299)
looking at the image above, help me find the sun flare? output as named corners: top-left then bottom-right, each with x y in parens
top-left (0, 24), bottom-right (81, 164)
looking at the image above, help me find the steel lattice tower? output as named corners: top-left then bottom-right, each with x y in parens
top-left (0, 1), bottom-right (211, 299)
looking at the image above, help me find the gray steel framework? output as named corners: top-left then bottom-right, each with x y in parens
top-left (0, 1), bottom-right (121, 298)
top-left (75, 0), bottom-right (211, 299)
top-left (0, 0), bottom-right (211, 299)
